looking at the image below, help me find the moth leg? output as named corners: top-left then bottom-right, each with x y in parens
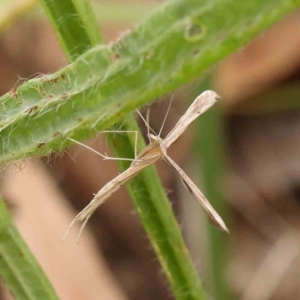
top-left (135, 109), bottom-right (156, 143)
top-left (67, 136), bottom-right (140, 162)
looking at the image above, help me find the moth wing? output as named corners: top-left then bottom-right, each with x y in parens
top-left (164, 90), bottom-right (219, 148)
top-left (163, 155), bottom-right (229, 233)
top-left (65, 152), bottom-right (161, 242)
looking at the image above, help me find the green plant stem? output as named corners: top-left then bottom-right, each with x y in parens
top-left (41, 0), bottom-right (92, 60)
top-left (41, 0), bottom-right (208, 299)
top-left (0, 199), bottom-right (59, 300)
top-left (71, 0), bottom-right (103, 47)
top-left (193, 75), bottom-right (232, 299)
top-left (197, 104), bottom-right (232, 300)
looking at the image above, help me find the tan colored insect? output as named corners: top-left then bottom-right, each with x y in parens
top-left (65, 90), bottom-right (228, 239)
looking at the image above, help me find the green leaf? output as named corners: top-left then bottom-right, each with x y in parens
top-left (0, 199), bottom-right (59, 300)
top-left (1, 0), bottom-right (299, 164)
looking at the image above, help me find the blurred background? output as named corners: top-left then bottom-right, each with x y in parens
top-left (1, 1), bottom-right (300, 299)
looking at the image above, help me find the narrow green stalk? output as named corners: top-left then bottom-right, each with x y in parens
top-left (194, 79), bottom-right (232, 300)
top-left (200, 108), bottom-right (231, 300)
top-left (0, 199), bottom-right (59, 300)
top-left (71, 0), bottom-right (103, 47)
top-left (41, 0), bottom-right (92, 60)
top-left (41, 0), bottom-right (208, 299)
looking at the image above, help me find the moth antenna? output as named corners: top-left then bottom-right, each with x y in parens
top-left (62, 216), bottom-right (78, 242)
top-left (77, 216), bottom-right (90, 245)
top-left (159, 94), bottom-right (174, 137)
top-left (135, 109), bottom-right (156, 136)
top-left (146, 108), bottom-right (150, 138)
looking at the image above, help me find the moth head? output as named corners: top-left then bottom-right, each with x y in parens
top-left (148, 133), bottom-right (162, 143)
